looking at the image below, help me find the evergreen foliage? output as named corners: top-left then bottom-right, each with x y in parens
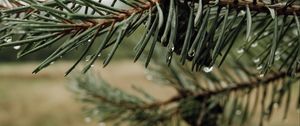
top-left (0, 0), bottom-right (300, 126)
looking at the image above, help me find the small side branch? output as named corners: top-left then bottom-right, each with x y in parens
top-left (143, 68), bottom-right (299, 109)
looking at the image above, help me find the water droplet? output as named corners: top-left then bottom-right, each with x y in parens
top-left (275, 55), bottom-right (281, 61)
top-left (170, 47), bottom-right (175, 52)
top-left (203, 66), bottom-right (214, 73)
top-left (240, 10), bottom-right (246, 15)
top-left (84, 117), bottom-right (92, 123)
top-left (91, 64), bottom-right (95, 68)
top-left (263, 31), bottom-right (269, 36)
top-left (50, 62), bottom-right (55, 65)
top-left (13, 45), bottom-right (21, 50)
top-left (288, 42), bottom-right (293, 46)
top-left (237, 48), bottom-right (244, 54)
top-left (251, 42), bottom-right (258, 48)
top-left (4, 37), bottom-right (12, 43)
top-left (235, 110), bottom-right (242, 115)
top-left (98, 122), bottom-right (106, 126)
top-left (253, 58), bottom-right (260, 63)
top-left (189, 51), bottom-right (195, 57)
top-left (168, 56), bottom-right (172, 60)
top-left (98, 54), bottom-right (102, 57)
top-left (85, 55), bottom-right (92, 62)
top-left (259, 74), bottom-right (265, 77)
top-left (88, 39), bottom-right (92, 43)
top-left (257, 65), bottom-right (263, 70)
top-left (275, 50), bottom-right (280, 55)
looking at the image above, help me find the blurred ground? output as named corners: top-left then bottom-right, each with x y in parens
top-left (0, 61), bottom-right (299, 126)
top-left (0, 62), bottom-right (93, 126)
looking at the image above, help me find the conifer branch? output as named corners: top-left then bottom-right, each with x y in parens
top-left (141, 67), bottom-right (300, 109)
top-left (87, 67), bottom-right (299, 110)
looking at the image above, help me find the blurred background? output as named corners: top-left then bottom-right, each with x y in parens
top-left (0, 37), bottom-right (299, 126)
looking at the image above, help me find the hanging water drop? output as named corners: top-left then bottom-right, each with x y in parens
top-left (288, 42), bottom-right (293, 46)
top-left (88, 39), bottom-right (92, 43)
top-left (189, 51), bottom-right (195, 57)
top-left (84, 117), bottom-right (92, 123)
top-left (257, 65), bottom-right (263, 70)
top-left (203, 66), bottom-right (214, 73)
top-left (263, 31), bottom-right (269, 36)
top-left (253, 58), bottom-right (260, 63)
top-left (235, 110), bottom-right (242, 115)
top-left (167, 56), bottom-right (172, 61)
top-left (51, 16), bottom-right (57, 20)
top-left (170, 47), bottom-right (175, 52)
top-left (4, 37), bottom-right (12, 43)
top-left (240, 10), bottom-right (246, 15)
top-left (13, 45), bottom-right (21, 50)
top-left (275, 50), bottom-right (280, 55)
top-left (50, 62), bottom-right (55, 65)
top-left (251, 42), bottom-right (258, 48)
top-left (98, 54), bottom-right (102, 57)
top-left (91, 64), bottom-right (95, 68)
top-left (237, 48), bottom-right (244, 54)
top-left (259, 74), bottom-right (265, 77)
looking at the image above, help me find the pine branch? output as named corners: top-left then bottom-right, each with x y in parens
top-left (1, 0), bottom-right (157, 31)
top-left (72, 57), bottom-right (299, 125)
top-left (130, 67), bottom-right (299, 109)
top-left (1, 0), bottom-right (300, 75)
top-left (1, 0), bottom-right (299, 15)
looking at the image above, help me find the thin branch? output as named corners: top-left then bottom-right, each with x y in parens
top-left (142, 68), bottom-right (300, 109)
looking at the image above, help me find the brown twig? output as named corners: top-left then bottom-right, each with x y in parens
top-left (89, 68), bottom-right (299, 110)
top-left (141, 68), bottom-right (299, 109)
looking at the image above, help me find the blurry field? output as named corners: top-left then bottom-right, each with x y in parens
top-left (0, 62), bottom-right (96, 126)
top-left (0, 61), bottom-right (299, 126)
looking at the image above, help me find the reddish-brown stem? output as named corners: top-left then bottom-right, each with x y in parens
top-left (89, 68), bottom-right (299, 110)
